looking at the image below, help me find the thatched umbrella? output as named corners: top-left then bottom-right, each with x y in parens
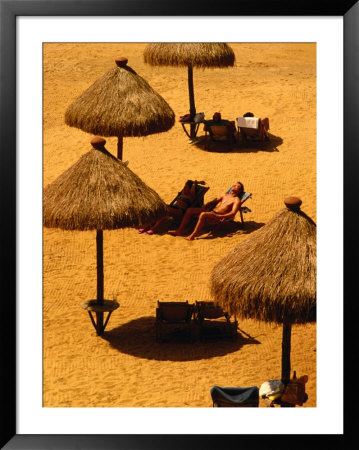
top-left (65, 57), bottom-right (175, 160)
top-left (210, 197), bottom-right (316, 383)
top-left (43, 137), bottom-right (167, 335)
top-left (143, 43), bottom-right (235, 138)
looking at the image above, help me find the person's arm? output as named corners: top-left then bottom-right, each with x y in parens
top-left (191, 180), bottom-right (206, 194)
top-left (190, 181), bottom-right (197, 196)
top-left (203, 195), bottom-right (222, 210)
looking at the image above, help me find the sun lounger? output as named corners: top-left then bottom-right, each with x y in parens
top-left (235, 190), bottom-right (252, 224)
top-left (168, 181), bottom-right (209, 210)
top-left (155, 301), bottom-right (195, 342)
top-left (140, 181), bottom-right (209, 234)
top-left (194, 301), bottom-right (237, 340)
top-left (203, 119), bottom-right (236, 150)
top-left (236, 116), bottom-right (270, 145)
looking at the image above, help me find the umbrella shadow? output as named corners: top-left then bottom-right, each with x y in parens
top-left (102, 316), bottom-right (261, 361)
top-left (191, 132), bottom-right (283, 154)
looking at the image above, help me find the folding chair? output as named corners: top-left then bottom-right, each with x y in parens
top-left (155, 301), bottom-right (195, 342)
top-left (203, 120), bottom-right (236, 150)
top-left (168, 181), bottom-right (209, 210)
top-left (210, 385), bottom-right (260, 407)
top-left (236, 116), bottom-right (270, 145)
top-left (194, 301), bottom-right (237, 340)
top-left (140, 181), bottom-right (210, 234)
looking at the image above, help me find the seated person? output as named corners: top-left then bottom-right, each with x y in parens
top-left (139, 179), bottom-right (206, 235)
top-left (240, 112), bottom-right (270, 142)
top-left (168, 181), bottom-right (244, 241)
top-left (203, 112), bottom-right (236, 139)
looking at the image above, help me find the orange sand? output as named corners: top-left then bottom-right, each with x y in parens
top-left (43, 43), bottom-right (316, 407)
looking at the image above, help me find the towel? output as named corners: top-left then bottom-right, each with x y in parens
top-left (236, 117), bottom-right (259, 129)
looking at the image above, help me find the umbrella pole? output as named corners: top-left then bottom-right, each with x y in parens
top-left (187, 65), bottom-right (196, 138)
top-left (281, 320), bottom-right (292, 383)
top-left (117, 135), bottom-right (123, 160)
top-left (96, 229), bottom-right (104, 335)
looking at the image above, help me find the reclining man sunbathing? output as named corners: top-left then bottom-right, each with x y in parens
top-left (168, 181), bottom-right (244, 240)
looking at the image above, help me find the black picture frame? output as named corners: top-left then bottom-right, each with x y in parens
top-left (1, 1), bottom-right (357, 448)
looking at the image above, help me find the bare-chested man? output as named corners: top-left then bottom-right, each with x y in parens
top-left (168, 182), bottom-right (244, 240)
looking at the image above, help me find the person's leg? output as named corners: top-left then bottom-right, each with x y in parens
top-left (167, 207), bottom-right (184, 218)
top-left (168, 207), bottom-right (204, 235)
top-left (148, 216), bottom-right (167, 233)
top-left (185, 212), bottom-right (221, 240)
top-left (262, 118), bottom-right (270, 140)
top-left (139, 224), bottom-right (151, 233)
top-left (146, 207), bottom-right (183, 234)
top-left (262, 117), bottom-right (269, 130)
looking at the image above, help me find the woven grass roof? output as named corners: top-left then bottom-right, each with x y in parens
top-left (43, 137), bottom-right (167, 230)
top-left (65, 58), bottom-right (175, 137)
top-left (210, 198), bottom-right (316, 324)
top-left (143, 43), bottom-right (235, 68)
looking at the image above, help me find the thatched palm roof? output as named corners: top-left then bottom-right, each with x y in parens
top-left (64, 58), bottom-right (175, 137)
top-left (143, 44), bottom-right (235, 140)
top-left (43, 137), bottom-right (167, 230)
top-left (143, 43), bottom-right (235, 68)
top-left (210, 198), bottom-right (316, 324)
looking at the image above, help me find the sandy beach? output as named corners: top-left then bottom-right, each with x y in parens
top-left (43, 43), bottom-right (316, 408)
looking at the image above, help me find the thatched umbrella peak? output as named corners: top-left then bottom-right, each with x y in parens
top-left (144, 43), bottom-right (235, 138)
top-left (90, 136), bottom-right (107, 149)
top-left (211, 197), bottom-right (316, 382)
top-left (284, 196), bottom-right (302, 211)
top-left (65, 57), bottom-right (175, 159)
top-left (115, 57), bottom-right (129, 67)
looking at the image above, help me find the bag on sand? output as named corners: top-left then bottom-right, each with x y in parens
top-left (281, 372), bottom-right (309, 406)
top-left (179, 113), bottom-right (191, 122)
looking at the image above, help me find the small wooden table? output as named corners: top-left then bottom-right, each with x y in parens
top-left (81, 299), bottom-right (120, 335)
top-left (180, 121), bottom-right (201, 139)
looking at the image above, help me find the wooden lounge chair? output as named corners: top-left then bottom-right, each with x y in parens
top-left (203, 120), bottom-right (236, 150)
top-left (194, 301), bottom-right (238, 340)
top-left (235, 190), bottom-right (252, 224)
top-left (141, 181), bottom-right (210, 234)
top-left (155, 301), bottom-right (195, 342)
top-left (210, 385), bottom-right (259, 407)
top-left (236, 115), bottom-right (270, 145)
top-left (168, 181), bottom-right (209, 210)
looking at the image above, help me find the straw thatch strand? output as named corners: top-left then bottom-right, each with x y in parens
top-left (143, 43), bottom-right (235, 68)
top-left (43, 145), bottom-right (167, 230)
top-left (65, 62), bottom-right (175, 137)
top-left (210, 208), bottom-right (316, 324)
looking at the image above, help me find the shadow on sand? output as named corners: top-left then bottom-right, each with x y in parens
top-left (199, 220), bottom-right (265, 240)
top-left (102, 316), bottom-right (261, 362)
top-left (144, 219), bottom-right (265, 239)
top-left (191, 132), bottom-right (283, 154)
